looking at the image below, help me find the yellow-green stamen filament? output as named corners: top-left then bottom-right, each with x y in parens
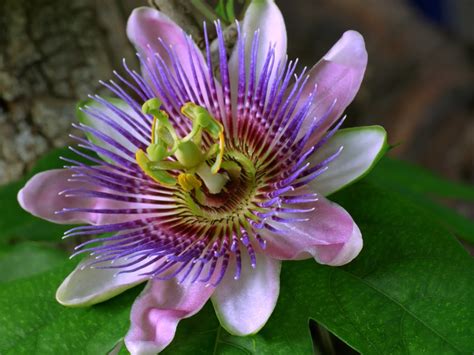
top-left (136, 99), bottom-right (229, 194)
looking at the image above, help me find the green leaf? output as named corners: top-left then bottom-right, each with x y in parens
top-left (410, 195), bottom-right (474, 242)
top-left (366, 157), bottom-right (474, 242)
top-left (368, 157), bottom-right (474, 201)
top-left (213, 0), bottom-right (236, 23)
top-left (0, 242), bottom-right (67, 283)
top-left (164, 181), bottom-right (474, 354)
top-left (0, 261), bottom-right (141, 355)
top-left (2, 149), bottom-right (473, 354)
top-left (291, 182), bottom-right (474, 353)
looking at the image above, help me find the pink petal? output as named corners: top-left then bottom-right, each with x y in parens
top-left (231, 0), bottom-right (286, 76)
top-left (18, 169), bottom-right (139, 225)
top-left (297, 30), bottom-right (368, 145)
top-left (312, 222), bottom-right (362, 266)
top-left (263, 194), bottom-right (363, 266)
top-left (124, 278), bottom-right (215, 354)
top-left (126, 7), bottom-right (207, 93)
top-left (211, 253), bottom-right (281, 336)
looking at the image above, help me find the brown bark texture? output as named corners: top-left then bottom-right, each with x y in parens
top-left (0, 0), bottom-right (141, 183)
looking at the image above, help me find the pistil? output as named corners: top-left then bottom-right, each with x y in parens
top-left (136, 99), bottom-right (230, 194)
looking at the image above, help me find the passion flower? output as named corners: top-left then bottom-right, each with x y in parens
top-left (18, 1), bottom-right (387, 353)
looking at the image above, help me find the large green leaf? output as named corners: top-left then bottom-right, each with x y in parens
top-left (366, 157), bottom-right (474, 242)
top-left (369, 157), bottom-right (474, 201)
top-left (0, 261), bottom-right (141, 355)
top-left (1, 149), bottom-right (473, 354)
top-left (163, 181), bottom-right (474, 354)
top-left (0, 242), bottom-right (67, 283)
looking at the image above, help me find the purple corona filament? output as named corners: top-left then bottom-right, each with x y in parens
top-left (62, 21), bottom-right (343, 285)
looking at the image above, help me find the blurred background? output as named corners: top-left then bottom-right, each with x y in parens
top-left (0, 0), bottom-right (472, 202)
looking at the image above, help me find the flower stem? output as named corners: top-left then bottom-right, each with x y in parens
top-left (190, 0), bottom-right (219, 22)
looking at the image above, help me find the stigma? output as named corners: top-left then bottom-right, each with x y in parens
top-left (136, 98), bottom-right (229, 194)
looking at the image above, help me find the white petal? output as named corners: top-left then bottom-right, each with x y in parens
top-left (228, 0), bottom-right (286, 97)
top-left (324, 30), bottom-right (367, 67)
top-left (309, 126), bottom-right (387, 196)
top-left (211, 253), bottom-right (281, 336)
top-left (56, 257), bottom-right (156, 307)
top-left (77, 98), bottom-right (145, 164)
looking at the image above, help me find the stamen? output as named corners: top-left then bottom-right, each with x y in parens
top-left (136, 98), bottom-right (230, 194)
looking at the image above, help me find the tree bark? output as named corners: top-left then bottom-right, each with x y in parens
top-left (0, 0), bottom-right (143, 184)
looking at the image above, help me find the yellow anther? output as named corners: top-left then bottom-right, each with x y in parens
top-left (135, 149), bottom-right (150, 173)
top-left (178, 173), bottom-right (202, 192)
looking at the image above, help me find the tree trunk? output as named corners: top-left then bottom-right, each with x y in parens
top-left (0, 0), bottom-right (142, 184)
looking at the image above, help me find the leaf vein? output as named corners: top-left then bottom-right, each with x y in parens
top-left (345, 270), bottom-right (462, 352)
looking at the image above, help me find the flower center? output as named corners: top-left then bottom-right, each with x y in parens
top-left (136, 98), bottom-right (230, 194)
top-left (185, 150), bottom-right (257, 212)
top-left (136, 99), bottom-right (268, 234)
top-left (168, 148), bottom-right (265, 240)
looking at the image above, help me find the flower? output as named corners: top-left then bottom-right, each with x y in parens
top-left (17, 1), bottom-right (387, 354)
